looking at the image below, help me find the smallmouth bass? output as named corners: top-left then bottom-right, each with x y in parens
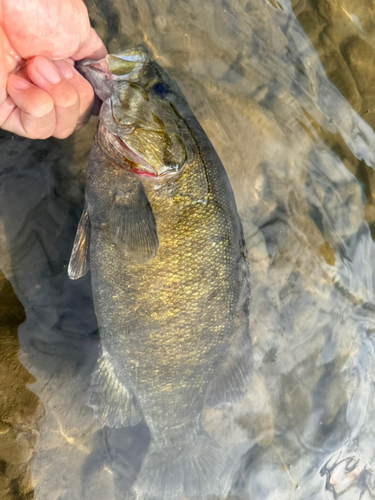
top-left (69, 46), bottom-right (252, 499)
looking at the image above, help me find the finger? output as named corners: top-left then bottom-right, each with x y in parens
top-left (0, 94), bottom-right (17, 127)
top-left (0, 27), bottom-right (9, 105)
top-left (52, 60), bottom-right (95, 129)
top-left (0, 26), bottom-right (23, 105)
top-left (27, 56), bottom-right (81, 139)
top-left (73, 28), bottom-right (107, 61)
top-left (3, 75), bottom-right (56, 139)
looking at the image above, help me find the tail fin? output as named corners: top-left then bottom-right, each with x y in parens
top-left (132, 430), bottom-right (237, 500)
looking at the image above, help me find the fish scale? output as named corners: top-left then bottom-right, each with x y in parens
top-left (69, 46), bottom-right (252, 499)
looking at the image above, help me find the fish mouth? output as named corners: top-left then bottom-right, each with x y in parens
top-left (113, 135), bottom-right (180, 180)
top-left (76, 47), bottom-right (150, 102)
top-left (100, 123), bottom-right (182, 180)
top-left (114, 135), bottom-right (157, 177)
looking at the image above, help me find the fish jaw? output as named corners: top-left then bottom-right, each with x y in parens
top-left (76, 58), bottom-right (114, 101)
top-left (98, 123), bottom-right (182, 181)
top-left (76, 46), bottom-right (150, 101)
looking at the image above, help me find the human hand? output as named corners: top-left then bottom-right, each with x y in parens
top-left (0, 0), bottom-right (107, 140)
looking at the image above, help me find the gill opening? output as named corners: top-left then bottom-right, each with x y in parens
top-left (169, 102), bottom-right (212, 199)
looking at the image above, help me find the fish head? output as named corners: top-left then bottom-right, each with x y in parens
top-left (78, 46), bottom-right (193, 180)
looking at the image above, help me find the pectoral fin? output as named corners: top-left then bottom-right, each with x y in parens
top-left (87, 352), bottom-right (142, 428)
top-left (109, 182), bottom-right (158, 261)
top-left (68, 206), bottom-right (90, 280)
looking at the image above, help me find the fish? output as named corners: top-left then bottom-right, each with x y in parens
top-left (68, 46), bottom-right (252, 499)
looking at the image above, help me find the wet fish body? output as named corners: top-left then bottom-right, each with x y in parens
top-left (69, 47), bottom-right (252, 499)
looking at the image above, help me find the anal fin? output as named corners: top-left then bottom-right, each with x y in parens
top-left (87, 352), bottom-right (142, 428)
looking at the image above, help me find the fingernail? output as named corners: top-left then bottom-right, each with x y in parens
top-left (54, 61), bottom-right (74, 80)
top-left (9, 75), bottom-right (31, 90)
top-left (35, 57), bottom-right (61, 84)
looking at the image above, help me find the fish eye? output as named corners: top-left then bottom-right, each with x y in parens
top-left (153, 82), bottom-right (169, 98)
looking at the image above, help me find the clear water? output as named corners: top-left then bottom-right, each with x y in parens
top-left (1, 0), bottom-right (375, 498)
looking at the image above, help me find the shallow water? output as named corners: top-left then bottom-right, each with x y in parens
top-left (1, 0), bottom-right (375, 499)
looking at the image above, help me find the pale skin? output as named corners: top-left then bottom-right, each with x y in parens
top-left (0, 0), bottom-right (107, 140)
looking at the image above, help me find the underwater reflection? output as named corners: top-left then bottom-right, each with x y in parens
top-left (1, 0), bottom-right (375, 498)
